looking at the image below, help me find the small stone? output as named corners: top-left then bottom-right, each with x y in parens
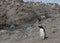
top-left (0, 30), bottom-right (8, 35)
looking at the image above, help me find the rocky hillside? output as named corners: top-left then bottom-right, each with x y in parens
top-left (0, 0), bottom-right (60, 26)
top-left (0, 0), bottom-right (23, 25)
top-left (0, 0), bottom-right (60, 43)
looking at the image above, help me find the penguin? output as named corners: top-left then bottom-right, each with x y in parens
top-left (38, 26), bottom-right (46, 40)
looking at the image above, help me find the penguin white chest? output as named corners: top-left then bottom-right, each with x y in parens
top-left (39, 28), bottom-right (45, 39)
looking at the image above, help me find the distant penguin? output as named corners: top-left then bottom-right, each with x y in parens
top-left (38, 26), bottom-right (46, 40)
top-left (37, 17), bottom-right (41, 22)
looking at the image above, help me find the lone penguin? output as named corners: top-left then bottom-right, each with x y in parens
top-left (38, 26), bottom-right (46, 40)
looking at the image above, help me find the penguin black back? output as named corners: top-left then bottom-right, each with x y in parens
top-left (38, 26), bottom-right (44, 29)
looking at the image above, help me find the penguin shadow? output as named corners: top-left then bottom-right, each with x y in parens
top-left (45, 36), bottom-right (48, 40)
top-left (39, 36), bottom-right (48, 41)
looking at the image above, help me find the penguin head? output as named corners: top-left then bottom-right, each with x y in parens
top-left (38, 26), bottom-right (44, 29)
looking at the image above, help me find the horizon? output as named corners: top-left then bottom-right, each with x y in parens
top-left (23, 0), bottom-right (60, 5)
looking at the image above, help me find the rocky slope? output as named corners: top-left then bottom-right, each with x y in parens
top-left (0, 0), bottom-right (60, 43)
